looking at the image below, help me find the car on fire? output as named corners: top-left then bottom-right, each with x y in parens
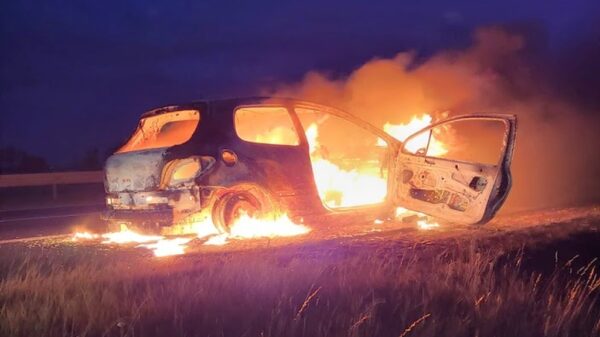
top-left (104, 97), bottom-right (516, 234)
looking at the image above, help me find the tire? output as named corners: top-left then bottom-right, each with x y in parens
top-left (211, 185), bottom-right (273, 233)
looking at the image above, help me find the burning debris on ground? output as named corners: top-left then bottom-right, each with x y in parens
top-left (73, 211), bottom-right (311, 256)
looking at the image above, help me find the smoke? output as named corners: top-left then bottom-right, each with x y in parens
top-left (268, 27), bottom-right (600, 212)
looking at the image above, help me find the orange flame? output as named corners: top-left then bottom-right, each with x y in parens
top-left (306, 123), bottom-right (388, 207)
top-left (73, 226), bottom-right (188, 257)
top-left (417, 220), bottom-right (440, 230)
top-left (72, 211), bottom-right (310, 256)
top-left (101, 229), bottom-right (163, 244)
top-left (72, 232), bottom-right (99, 241)
top-left (306, 113), bottom-right (446, 208)
top-left (201, 212), bottom-right (310, 245)
top-left (395, 207), bottom-right (441, 230)
top-left (379, 114), bottom-right (448, 156)
top-left (138, 237), bottom-right (193, 257)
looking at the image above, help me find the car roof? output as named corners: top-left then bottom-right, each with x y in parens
top-left (140, 97), bottom-right (342, 118)
top-left (139, 96), bottom-right (400, 145)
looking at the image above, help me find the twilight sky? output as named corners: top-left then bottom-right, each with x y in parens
top-left (0, 0), bottom-right (598, 167)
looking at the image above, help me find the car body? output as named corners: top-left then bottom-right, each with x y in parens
top-left (103, 97), bottom-right (517, 234)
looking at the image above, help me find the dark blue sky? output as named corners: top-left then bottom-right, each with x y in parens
top-left (1, 0), bottom-right (598, 167)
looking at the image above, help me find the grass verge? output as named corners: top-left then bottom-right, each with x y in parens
top-left (1, 232), bottom-right (599, 337)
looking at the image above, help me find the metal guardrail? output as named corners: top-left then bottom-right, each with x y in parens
top-left (0, 171), bottom-right (104, 199)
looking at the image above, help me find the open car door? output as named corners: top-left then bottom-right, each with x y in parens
top-left (394, 114), bottom-right (517, 224)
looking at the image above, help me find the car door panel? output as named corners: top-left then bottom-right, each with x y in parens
top-left (395, 114), bottom-right (517, 224)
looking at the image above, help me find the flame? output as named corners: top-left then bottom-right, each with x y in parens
top-left (101, 229), bottom-right (163, 244)
top-left (101, 229), bottom-right (191, 257)
top-left (200, 212), bottom-right (310, 245)
top-left (417, 220), bottom-right (440, 230)
top-left (71, 211), bottom-right (310, 256)
top-left (395, 207), bottom-right (441, 230)
top-left (73, 226), bottom-right (187, 257)
top-left (306, 113), bottom-right (448, 208)
top-left (193, 217), bottom-right (220, 238)
top-left (204, 234), bottom-right (228, 246)
top-left (306, 123), bottom-right (388, 207)
top-left (72, 232), bottom-right (99, 241)
top-left (139, 238), bottom-right (192, 257)
top-left (395, 207), bottom-right (411, 217)
top-left (241, 110), bottom-right (446, 209)
top-left (227, 212), bottom-right (309, 239)
top-left (379, 114), bottom-right (448, 156)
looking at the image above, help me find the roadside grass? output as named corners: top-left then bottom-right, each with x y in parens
top-left (0, 238), bottom-right (599, 337)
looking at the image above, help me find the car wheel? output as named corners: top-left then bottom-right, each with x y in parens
top-left (212, 186), bottom-right (273, 233)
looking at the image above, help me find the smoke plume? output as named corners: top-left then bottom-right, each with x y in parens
top-left (269, 27), bottom-right (600, 212)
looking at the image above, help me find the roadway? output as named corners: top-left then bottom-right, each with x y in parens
top-left (0, 204), bottom-right (105, 242)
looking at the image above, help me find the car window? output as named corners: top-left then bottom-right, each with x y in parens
top-left (234, 106), bottom-right (299, 145)
top-left (403, 119), bottom-right (506, 165)
top-left (118, 110), bottom-right (199, 153)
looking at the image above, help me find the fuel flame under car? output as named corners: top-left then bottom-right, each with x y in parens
top-left (73, 207), bottom-right (437, 257)
top-left (74, 213), bottom-right (311, 256)
top-left (75, 113), bottom-right (445, 257)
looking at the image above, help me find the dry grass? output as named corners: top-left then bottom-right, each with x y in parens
top-left (0, 235), bottom-right (599, 337)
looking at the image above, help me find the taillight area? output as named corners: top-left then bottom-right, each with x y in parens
top-left (172, 161), bottom-right (201, 181)
top-left (161, 156), bottom-right (216, 188)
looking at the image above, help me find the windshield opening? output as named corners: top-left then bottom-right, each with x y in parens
top-left (117, 110), bottom-right (200, 153)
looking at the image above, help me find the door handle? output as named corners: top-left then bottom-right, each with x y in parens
top-left (424, 158), bottom-right (435, 165)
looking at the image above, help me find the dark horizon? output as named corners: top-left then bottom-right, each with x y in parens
top-left (1, 0), bottom-right (599, 168)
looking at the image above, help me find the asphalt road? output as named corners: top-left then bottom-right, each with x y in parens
top-left (0, 204), bottom-right (105, 242)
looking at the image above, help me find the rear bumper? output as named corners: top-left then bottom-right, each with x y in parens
top-left (103, 186), bottom-right (212, 228)
top-left (103, 208), bottom-right (174, 225)
top-left (105, 187), bottom-right (202, 210)
top-left (102, 208), bottom-right (176, 234)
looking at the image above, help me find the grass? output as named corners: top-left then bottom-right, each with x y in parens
top-left (0, 231), bottom-right (599, 337)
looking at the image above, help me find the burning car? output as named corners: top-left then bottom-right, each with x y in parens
top-left (104, 97), bottom-right (516, 234)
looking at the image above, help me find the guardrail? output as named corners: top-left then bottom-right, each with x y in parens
top-left (0, 171), bottom-right (104, 199)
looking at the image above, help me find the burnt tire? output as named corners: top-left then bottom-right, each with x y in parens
top-left (212, 186), bottom-right (274, 233)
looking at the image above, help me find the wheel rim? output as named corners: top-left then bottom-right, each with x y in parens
top-left (220, 192), bottom-right (262, 232)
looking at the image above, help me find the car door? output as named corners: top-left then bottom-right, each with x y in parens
top-left (394, 114), bottom-right (517, 224)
